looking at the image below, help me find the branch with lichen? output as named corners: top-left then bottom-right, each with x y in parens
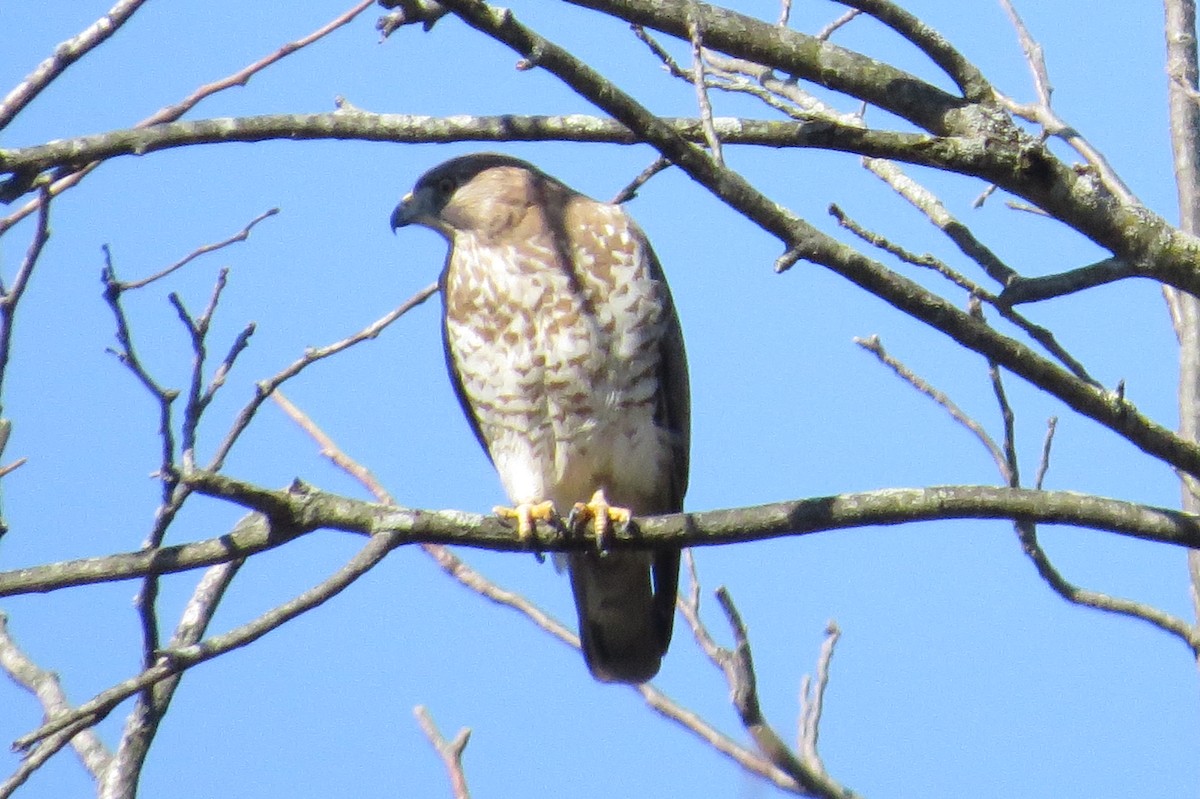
top-left (4, 478), bottom-right (1199, 600)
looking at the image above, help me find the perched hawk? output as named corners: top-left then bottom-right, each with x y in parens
top-left (391, 153), bottom-right (690, 683)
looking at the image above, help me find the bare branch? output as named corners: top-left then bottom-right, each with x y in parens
top-left (855, 334), bottom-right (1009, 476)
top-left (0, 0), bottom-right (149, 131)
top-left (118, 208), bottom-right (278, 291)
top-left (999, 258), bottom-right (1137, 305)
top-left (609, 156), bottom-right (673, 205)
top-left (831, 203), bottom-right (983, 296)
top-left (0, 115), bottom-right (929, 198)
top-left (1035, 417), bottom-right (1058, 491)
top-left (10, 478), bottom-right (1199, 601)
top-left (0, 0), bottom-right (372, 231)
top-left (99, 562), bottom-right (240, 799)
top-left (815, 10), bottom-right (861, 41)
top-left (206, 281), bottom-right (438, 473)
top-left (861, 157), bottom-right (1016, 287)
top-left (996, 0), bottom-right (1135, 204)
top-left (797, 621), bottom-right (841, 776)
top-left (834, 0), bottom-right (990, 102)
top-left (0, 715), bottom-right (105, 799)
top-left (706, 587), bottom-right (856, 798)
top-left (0, 613), bottom-right (111, 780)
top-left (860, 158), bottom-right (1097, 385)
top-left (686, 4), bottom-right (724, 165)
top-left (414, 706), bottom-right (472, 799)
top-left (0, 184), bottom-right (51, 400)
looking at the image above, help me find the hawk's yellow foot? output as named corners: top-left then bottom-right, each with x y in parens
top-left (571, 489), bottom-right (632, 551)
top-left (494, 500), bottom-right (556, 543)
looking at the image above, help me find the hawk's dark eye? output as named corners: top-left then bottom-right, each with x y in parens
top-left (436, 176), bottom-right (456, 197)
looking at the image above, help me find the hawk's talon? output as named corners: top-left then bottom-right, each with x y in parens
top-left (494, 500), bottom-right (556, 545)
top-left (571, 489), bottom-right (631, 553)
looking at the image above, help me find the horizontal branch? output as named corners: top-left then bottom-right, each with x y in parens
top-left (999, 257), bottom-right (1137, 305)
top-left (0, 113), bottom-right (939, 200)
top-left (2, 474), bottom-right (1196, 598)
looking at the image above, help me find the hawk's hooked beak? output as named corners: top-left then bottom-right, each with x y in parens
top-left (390, 186), bottom-right (433, 232)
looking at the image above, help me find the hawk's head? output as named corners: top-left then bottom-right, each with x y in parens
top-left (391, 153), bottom-right (565, 242)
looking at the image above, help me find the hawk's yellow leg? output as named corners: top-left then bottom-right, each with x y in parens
top-left (571, 488), bottom-right (631, 550)
top-left (494, 500), bottom-right (556, 542)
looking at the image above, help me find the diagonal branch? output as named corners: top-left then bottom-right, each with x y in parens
top-left (0, 0), bottom-right (150, 131)
top-left (0, 614), bottom-right (112, 780)
top-left (833, 0), bottom-right (990, 102)
top-left (0, 0), bottom-right (372, 231)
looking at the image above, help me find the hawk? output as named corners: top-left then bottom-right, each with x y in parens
top-left (391, 153), bottom-right (690, 683)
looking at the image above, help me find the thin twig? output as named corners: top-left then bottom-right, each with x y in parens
top-left (797, 621), bottom-right (841, 775)
top-left (815, 9), bottom-right (861, 41)
top-left (610, 156), bottom-right (672, 205)
top-left (272, 389), bottom-right (391, 499)
top-left (0, 0), bottom-right (372, 233)
top-left (855, 334), bottom-right (1009, 475)
top-left (0, 716), bottom-right (106, 799)
top-left (0, 0), bottom-right (149, 131)
top-left (118, 208), bottom-right (279, 291)
top-left (686, 3), bottom-right (723, 166)
top-left (995, 0), bottom-right (1135, 205)
top-left (861, 157), bottom-right (1016, 286)
top-left (206, 281), bottom-right (438, 472)
top-left (414, 707), bottom-right (472, 799)
top-left (1034, 417), bottom-right (1058, 490)
top-left (0, 183), bottom-right (50, 401)
top-left (838, 172), bottom-right (1097, 384)
top-left (830, 203), bottom-right (982, 295)
top-left (0, 613), bottom-right (112, 780)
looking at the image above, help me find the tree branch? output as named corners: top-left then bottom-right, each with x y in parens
top-left (0, 114), bottom-right (935, 200)
top-left (4, 481), bottom-right (1199, 599)
top-left (0, 0), bottom-right (150, 131)
top-left (0, 614), bottom-right (112, 780)
top-left (413, 706), bottom-right (472, 799)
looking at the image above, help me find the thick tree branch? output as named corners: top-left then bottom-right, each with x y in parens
top-left (999, 257), bottom-right (1136, 305)
top-left (567, 0), bottom-right (968, 133)
top-left (4, 481), bottom-right (1198, 599)
top-left (564, 0), bottom-right (1200, 302)
top-left (0, 114), bottom-right (935, 200)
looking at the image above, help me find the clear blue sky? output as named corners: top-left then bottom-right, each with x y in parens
top-left (0, 2), bottom-right (1194, 797)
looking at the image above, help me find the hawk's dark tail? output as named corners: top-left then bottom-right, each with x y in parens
top-left (567, 548), bottom-right (680, 684)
